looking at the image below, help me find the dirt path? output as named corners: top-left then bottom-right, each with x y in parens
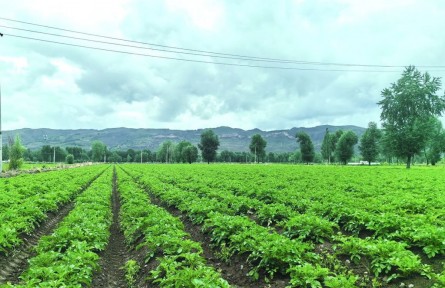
top-left (91, 168), bottom-right (128, 288)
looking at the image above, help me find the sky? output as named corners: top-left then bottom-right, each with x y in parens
top-left (1, 0), bottom-right (445, 131)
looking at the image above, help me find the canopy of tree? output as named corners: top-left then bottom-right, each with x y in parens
top-left (378, 66), bottom-right (445, 168)
top-left (249, 134), bottom-right (267, 163)
top-left (198, 129), bottom-right (220, 164)
top-left (296, 131), bottom-right (315, 164)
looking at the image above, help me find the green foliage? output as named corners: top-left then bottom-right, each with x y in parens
top-left (91, 140), bottom-right (107, 162)
top-left (108, 151), bottom-right (123, 163)
top-left (19, 168), bottom-right (113, 286)
top-left (335, 236), bottom-right (426, 282)
top-left (150, 254), bottom-right (230, 287)
top-left (9, 135), bottom-right (25, 170)
top-left (117, 169), bottom-right (228, 286)
top-left (359, 122), bottom-right (382, 165)
top-left (123, 259), bottom-right (140, 288)
top-left (2, 144), bottom-right (9, 161)
top-left (0, 165), bottom-right (106, 254)
top-left (335, 131), bottom-right (358, 164)
top-left (324, 274), bottom-right (359, 288)
top-left (282, 214), bottom-right (338, 243)
top-left (249, 134), bottom-right (267, 163)
top-left (320, 129), bottom-right (333, 163)
top-left (65, 154), bottom-right (74, 164)
top-left (378, 66), bottom-right (445, 168)
top-left (198, 129), bottom-right (220, 164)
top-left (182, 144), bottom-right (199, 164)
top-left (174, 141), bottom-right (197, 163)
top-left (287, 263), bottom-right (329, 287)
top-left (157, 140), bottom-right (175, 163)
top-left (424, 117), bottom-right (445, 165)
top-left (296, 131), bottom-right (315, 164)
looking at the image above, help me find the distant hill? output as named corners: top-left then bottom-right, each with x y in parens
top-left (4, 125), bottom-right (366, 153)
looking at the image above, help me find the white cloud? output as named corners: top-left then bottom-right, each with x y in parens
top-left (1, 0), bottom-right (445, 131)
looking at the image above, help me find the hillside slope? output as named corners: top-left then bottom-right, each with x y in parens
top-left (4, 125), bottom-right (365, 153)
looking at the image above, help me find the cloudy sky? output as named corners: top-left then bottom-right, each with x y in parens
top-left (1, 0), bottom-right (445, 131)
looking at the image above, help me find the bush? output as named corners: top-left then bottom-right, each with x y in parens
top-left (66, 154), bottom-right (74, 164)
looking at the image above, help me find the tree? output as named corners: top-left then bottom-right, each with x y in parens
top-left (219, 150), bottom-right (233, 162)
top-left (54, 146), bottom-right (67, 162)
top-left (321, 128), bottom-right (332, 163)
top-left (182, 145), bottom-right (199, 164)
top-left (40, 145), bottom-right (53, 162)
top-left (66, 154), bottom-right (74, 164)
top-left (126, 149), bottom-right (136, 163)
top-left (378, 66), bottom-right (445, 168)
top-left (143, 149), bottom-right (153, 162)
top-left (267, 152), bottom-right (276, 163)
top-left (335, 131), bottom-right (358, 165)
top-left (249, 134), bottom-right (267, 163)
top-left (66, 146), bottom-right (84, 162)
top-left (157, 141), bottom-right (174, 163)
top-left (296, 131), bottom-right (314, 164)
top-left (109, 152), bottom-right (123, 163)
top-left (9, 135), bottom-right (25, 170)
top-left (91, 141), bottom-right (106, 162)
top-left (424, 117), bottom-right (445, 165)
top-left (174, 141), bottom-right (194, 163)
top-left (359, 122), bottom-right (382, 165)
top-left (2, 144), bottom-right (9, 161)
top-left (198, 129), bottom-right (220, 164)
top-left (289, 150), bottom-right (302, 164)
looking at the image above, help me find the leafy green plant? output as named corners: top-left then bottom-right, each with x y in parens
top-left (18, 168), bottom-right (113, 287)
top-left (123, 259), bottom-right (140, 288)
top-left (282, 214), bottom-right (338, 243)
top-left (335, 236), bottom-right (426, 281)
top-left (287, 263), bottom-right (329, 287)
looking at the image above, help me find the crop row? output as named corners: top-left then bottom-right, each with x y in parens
top-left (149, 165), bottom-right (445, 259)
top-left (116, 167), bottom-right (230, 287)
top-left (3, 166), bottom-right (113, 287)
top-left (0, 165), bottom-right (107, 255)
top-left (124, 165), bottom-right (433, 285)
top-left (122, 166), bottom-right (360, 287)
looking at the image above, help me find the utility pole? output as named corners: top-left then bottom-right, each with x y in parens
top-left (53, 146), bottom-right (56, 164)
top-left (140, 150), bottom-right (142, 164)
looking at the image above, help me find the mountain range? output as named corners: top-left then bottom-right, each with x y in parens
top-left (3, 125), bottom-right (366, 153)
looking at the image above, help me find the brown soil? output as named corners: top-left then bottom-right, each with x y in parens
top-left (91, 168), bottom-right (129, 287)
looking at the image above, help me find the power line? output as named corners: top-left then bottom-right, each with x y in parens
top-left (4, 33), bottom-right (405, 72)
top-left (0, 24), bottom-right (313, 64)
top-left (1, 16), bottom-right (443, 69)
top-left (1, 17), bottom-right (326, 65)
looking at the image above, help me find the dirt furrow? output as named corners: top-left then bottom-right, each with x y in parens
top-left (91, 168), bottom-right (128, 288)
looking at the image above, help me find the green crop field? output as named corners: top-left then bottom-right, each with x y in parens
top-left (1, 164), bottom-right (444, 287)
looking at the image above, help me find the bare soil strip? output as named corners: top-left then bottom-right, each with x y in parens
top-left (91, 168), bottom-right (129, 288)
top-left (0, 170), bottom-right (105, 285)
